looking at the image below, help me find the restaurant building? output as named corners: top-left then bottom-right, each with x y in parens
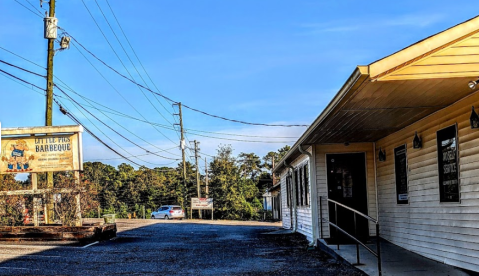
top-left (273, 16), bottom-right (479, 273)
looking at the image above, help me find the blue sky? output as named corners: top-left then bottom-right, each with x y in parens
top-left (1, 0), bottom-right (478, 170)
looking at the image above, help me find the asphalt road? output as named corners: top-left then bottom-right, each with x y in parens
top-left (0, 219), bottom-right (365, 276)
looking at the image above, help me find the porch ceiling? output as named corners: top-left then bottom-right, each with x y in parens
top-left (303, 76), bottom-right (475, 145)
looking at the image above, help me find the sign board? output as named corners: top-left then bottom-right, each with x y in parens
top-left (437, 125), bottom-right (459, 202)
top-left (0, 125), bottom-right (83, 174)
top-left (191, 198), bottom-right (213, 209)
top-left (394, 144), bottom-right (408, 204)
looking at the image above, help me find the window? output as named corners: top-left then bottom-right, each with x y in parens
top-left (286, 174), bottom-right (292, 207)
top-left (293, 163), bottom-right (310, 207)
top-left (437, 125), bottom-right (460, 202)
top-left (394, 144), bottom-right (408, 204)
top-left (304, 164), bottom-right (309, 206)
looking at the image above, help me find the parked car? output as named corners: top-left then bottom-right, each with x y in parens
top-left (151, 205), bottom-right (184, 220)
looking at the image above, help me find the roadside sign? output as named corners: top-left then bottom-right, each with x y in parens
top-left (191, 198), bottom-right (213, 209)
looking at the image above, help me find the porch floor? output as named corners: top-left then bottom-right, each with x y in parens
top-left (319, 238), bottom-right (475, 276)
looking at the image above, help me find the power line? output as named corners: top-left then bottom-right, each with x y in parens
top-left (79, 0), bottom-right (177, 137)
top-left (0, 46), bottom-right (46, 69)
top-left (2, 56), bottom-right (299, 143)
top-left (92, 0), bottom-right (177, 128)
top-left (0, 59), bottom-right (46, 78)
top-left (69, 42), bottom-right (178, 146)
top-left (55, 85), bottom-right (181, 161)
top-left (104, 0), bottom-right (181, 130)
top-left (0, 66), bottom-right (172, 167)
top-left (14, 0), bottom-right (43, 18)
top-left (13, 1), bottom-right (308, 128)
top-left (53, 78), bottom-right (181, 157)
top-left (61, 30), bottom-right (308, 128)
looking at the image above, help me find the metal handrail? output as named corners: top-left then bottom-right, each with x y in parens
top-left (326, 198), bottom-right (378, 224)
top-left (319, 196), bottom-right (382, 276)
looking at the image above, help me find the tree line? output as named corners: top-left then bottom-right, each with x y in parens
top-left (0, 145), bottom-right (289, 224)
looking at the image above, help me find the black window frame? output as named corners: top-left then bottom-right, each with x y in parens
top-left (437, 124), bottom-right (460, 203)
top-left (394, 144), bottom-right (409, 205)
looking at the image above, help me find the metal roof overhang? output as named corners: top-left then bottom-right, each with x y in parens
top-left (274, 67), bottom-right (476, 173)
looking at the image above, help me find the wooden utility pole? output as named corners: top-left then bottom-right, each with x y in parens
top-left (191, 140), bottom-right (201, 218)
top-left (205, 157), bottom-right (208, 198)
top-left (45, 0), bottom-right (56, 224)
top-left (174, 103), bottom-right (187, 209)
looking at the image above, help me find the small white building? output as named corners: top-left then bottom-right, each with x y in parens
top-left (274, 16), bottom-right (479, 273)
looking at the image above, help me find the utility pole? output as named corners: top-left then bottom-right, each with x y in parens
top-left (191, 140), bottom-right (201, 218)
top-left (205, 157), bottom-right (208, 198)
top-left (45, 0), bottom-right (56, 224)
top-left (173, 103), bottom-right (187, 211)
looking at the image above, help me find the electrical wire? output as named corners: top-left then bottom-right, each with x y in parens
top-left (61, 30), bottom-right (308, 128)
top-left (0, 60), bottom-right (46, 78)
top-left (14, 0), bottom-right (43, 18)
top-left (0, 46), bottom-right (46, 69)
top-left (14, 1), bottom-right (307, 128)
top-left (92, 0), bottom-right (176, 128)
top-left (2, 55), bottom-right (299, 143)
top-left (55, 85), bottom-right (181, 161)
top-left (104, 0), bottom-right (182, 132)
top-left (70, 42), bottom-right (178, 146)
top-left (79, 0), bottom-right (178, 141)
top-left (0, 66), bottom-right (175, 167)
top-left (53, 78), bottom-right (181, 156)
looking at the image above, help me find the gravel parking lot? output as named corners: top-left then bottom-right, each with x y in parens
top-left (0, 219), bottom-right (365, 275)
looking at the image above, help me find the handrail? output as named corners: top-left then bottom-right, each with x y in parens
top-left (319, 196), bottom-right (382, 276)
top-left (326, 198), bottom-right (378, 224)
top-left (326, 220), bottom-right (378, 257)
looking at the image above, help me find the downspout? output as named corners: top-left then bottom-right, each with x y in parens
top-left (284, 161), bottom-right (297, 233)
top-left (299, 145), bottom-right (318, 247)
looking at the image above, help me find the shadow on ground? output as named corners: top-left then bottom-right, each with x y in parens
top-left (0, 220), bottom-right (366, 276)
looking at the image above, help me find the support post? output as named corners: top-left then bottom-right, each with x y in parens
top-left (74, 171), bottom-right (82, 226)
top-left (376, 223), bottom-right (382, 276)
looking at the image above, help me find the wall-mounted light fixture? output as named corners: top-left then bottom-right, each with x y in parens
top-left (471, 106), bottom-right (479, 129)
top-left (378, 147), bottom-right (386, 162)
top-left (469, 78), bottom-right (479, 90)
top-left (413, 131), bottom-right (422, 149)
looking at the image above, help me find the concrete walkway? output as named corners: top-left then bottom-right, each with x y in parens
top-left (320, 239), bottom-right (474, 276)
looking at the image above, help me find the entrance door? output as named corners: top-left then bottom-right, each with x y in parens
top-left (327, 153), bottom-right (368, 241)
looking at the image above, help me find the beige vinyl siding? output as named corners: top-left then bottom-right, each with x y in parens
top-left (376, 91), bottom-right (479, 272)
top-left (315, 143), bottom-right (377, 238)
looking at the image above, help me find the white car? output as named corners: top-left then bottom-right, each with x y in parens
top-left (151, 205), bottom-right (185, 220)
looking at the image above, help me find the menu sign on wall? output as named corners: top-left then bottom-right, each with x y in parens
top-left (437, 125), bottom-right (460, 202)
top-left (394, 144), bottom-right (408, 204)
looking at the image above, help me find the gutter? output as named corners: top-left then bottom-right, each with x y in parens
top-left (298, 145), bottom-right (318, 247)
top-left (284, 161), bottom-right (297, 233)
